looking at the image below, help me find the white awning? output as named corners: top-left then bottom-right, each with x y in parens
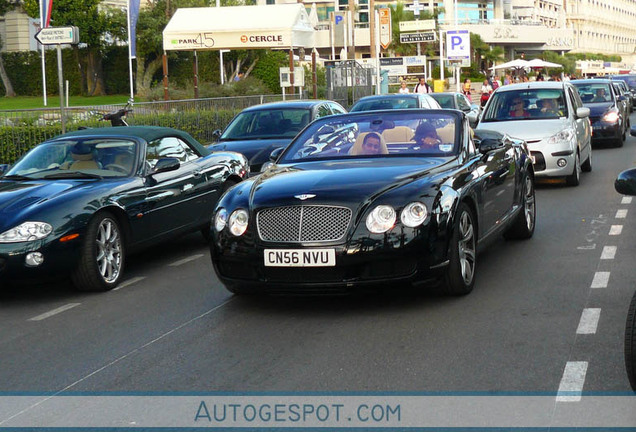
top-left (162, 4), bottom-right (315, 51)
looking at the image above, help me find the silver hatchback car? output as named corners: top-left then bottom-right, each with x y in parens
top-left (476, 82), bottom-right (592, 186)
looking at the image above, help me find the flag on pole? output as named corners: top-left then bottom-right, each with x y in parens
top-left (42, 0), bottom-right (53, 28)
top-left (128, 0), bottom-right (141, 58)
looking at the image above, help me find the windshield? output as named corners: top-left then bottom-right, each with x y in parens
top-left (4, 138), bottom-right (138, 179)
top-left (611, 75), bottom-right (636, 90)
top-left (221, 108), bottom-right (312, 140)
top-left (481, 88), bottom-right (568, 122)
top-left (429, 94), bottom-right (455, 109)
top-left (571, 82), bottom-right (613, 104)
top-left (278, 111), bottom-right (459, 163)
top-left (350, 97), bottom-right (419, 112)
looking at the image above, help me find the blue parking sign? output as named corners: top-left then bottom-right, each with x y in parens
top-left (446, 30), bottom-right (470, 60)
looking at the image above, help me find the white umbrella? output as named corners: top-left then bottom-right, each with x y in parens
top-left (491, 59), bottom-right (530, 70)
top-left (527, 58), bottom-right (563, 68)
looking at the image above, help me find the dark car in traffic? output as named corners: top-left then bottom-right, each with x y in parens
top-left (0, 126), bottom-right (248, 291)
top-left (209, 110), bottom-right (536, 296)
top-left (349, 94), bottom-right (441, 112)
top-left (208, 100), bottom-right (347, 174)
top-left (609, 74), bottom-right (636, 111)
top-left (428, 91), bottom-right (481, 127)
top-left (571, 79), bottom-right (628, 147)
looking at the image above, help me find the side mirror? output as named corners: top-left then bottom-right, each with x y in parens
top-left (466, 112), bottom-right (478, 128)
top-left (152, 157), bottom-right (180, 174)
top-left (479, 138), bottom-right (503, 154)
top-left (0, 164), bottom-right (8, 176)
top-left (212, 129), bottom-right (222, 142)
top-left (615, 168), bottom-right (636, 195)
top-left (576, 107), bottom-right (590, 118)
top-left (269, 147), bottom-right (285, 162)
top-left (618, 95), bottom-right (627, 102)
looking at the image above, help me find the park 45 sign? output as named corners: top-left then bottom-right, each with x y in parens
top-left (446, 30), bottom-right (470, 60)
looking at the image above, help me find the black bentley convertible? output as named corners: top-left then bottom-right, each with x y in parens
top-left (0, 126), bottom-right (248, 292)
top-left (210, 110), bottom-right (536, 295)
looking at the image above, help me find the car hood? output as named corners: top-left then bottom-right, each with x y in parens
top-left (246, 158), bottom-right (452, 208)
top-left (477, 118), bottom-right (571, 141)
top-left (585, 103), bottom-right (614, 117)
top-left (209, 138), bottom-right (291, 166)
top-left (0, 180), bottom-right (82, 214)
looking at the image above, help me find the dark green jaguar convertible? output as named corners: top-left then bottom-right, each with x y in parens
top-left (0, 126), bottom-right (248, 291)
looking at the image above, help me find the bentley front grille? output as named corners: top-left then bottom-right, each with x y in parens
top-left (257, 205), bottom-right (352, 243)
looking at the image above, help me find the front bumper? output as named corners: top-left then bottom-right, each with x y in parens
top-left (527, 139), bottom-right (577, 178)
top-left (210, 222), bottom-right (450, 293)
top-left (0, 237), bottom-right (82, 286)
top-left (590, 118), bottom-right (621, 142)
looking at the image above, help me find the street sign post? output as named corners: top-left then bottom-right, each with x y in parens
top-left (34, 26), bottom-right (80, 134)
top-left (379, 8), bottom-right (391, 50)
top-left (400, 32), bottom-right (436, 43)
top-left (34, 26), bottom-right (79, 45)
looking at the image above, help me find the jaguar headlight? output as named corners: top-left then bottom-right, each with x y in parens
top-left (366, 205), bottom-right (396, 234)
top-left (214, 209), bottom-right (228, 232)
top-left (228, 209), bottom-right (249, 236)
top-left (0, 221), bottom-right (53, 243)
top-left (400, 202), bottom-right (429, 227)
top-left (547, 128), bottom-right (575, 145)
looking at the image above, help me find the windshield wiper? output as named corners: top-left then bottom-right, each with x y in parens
top-left (43, 171), bottom-right (103, 179)
top-left (1, 174), bottom-right (31, 181)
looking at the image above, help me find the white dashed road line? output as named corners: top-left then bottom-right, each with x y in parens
top-left (621, 197), bottom-right (632, 205)
top-left (600, 246), bottom-right (617, 260)
top-left (576, 308), bottom-right (601, 335)
top-left (28, 303), bottom-right (81, 322)
top-left (113, 276), bottom-right (147, 291)
top-left (557, 361), bottom-right (588, 402)
top-left (615, 209), bottom-right (628, 219)
top-left (609, 225), bottom-right (623, 235)
top-left (590, 271), bottom-right (610, 289)
top-left (168, 254), bottom-right (205, 267)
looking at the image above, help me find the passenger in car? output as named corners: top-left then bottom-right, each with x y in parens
top-left (411, 122), bottom-right (442, 151)
top-left (592, 88), bottom-right (608, 102)
top-left (356, 132), bottom-right (388, 155)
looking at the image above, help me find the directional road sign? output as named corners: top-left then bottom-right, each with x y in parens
top-left (400, 32), bottom-right (436, 43)
top-left (379, 8), bottom-right (392, 50)
top-left (35, 26), bottom-right (79, 45)
top-left (446, 30), bottom-right (470, 60)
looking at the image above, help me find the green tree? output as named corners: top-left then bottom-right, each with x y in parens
top-left (0, 0), bottom-right (20, 97)
top-left (23, 0), bottom-right (120, 95)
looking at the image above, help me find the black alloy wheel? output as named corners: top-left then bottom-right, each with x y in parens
top-left (443, 203), bottom-right (477, 296)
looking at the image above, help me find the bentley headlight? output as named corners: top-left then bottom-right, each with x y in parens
top-left (547, 128), bottom-right (575, 145)
top-left (366, 205), bottom-right (396, 234)
top-left (0, 221), bottom-right (52, 243)
top-left (214, 209), bottom-right (228, 232)
top-left (228, 209), bottom-right (249, 236)
top-left (400, 202), bottom-right (429, 227)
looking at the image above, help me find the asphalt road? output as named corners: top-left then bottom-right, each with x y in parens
top-left (2, 124), bottom-right (636, 427)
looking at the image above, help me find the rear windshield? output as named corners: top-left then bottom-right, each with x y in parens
top-left (571, 82), bottom-right (614, 104)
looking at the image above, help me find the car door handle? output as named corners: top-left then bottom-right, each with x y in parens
top-left (193, 170), bottom-right (203, 178)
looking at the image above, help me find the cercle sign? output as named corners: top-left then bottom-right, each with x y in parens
top-left (35, 26), bottom-right (80, 45)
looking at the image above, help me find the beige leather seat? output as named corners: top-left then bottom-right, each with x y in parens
top-left (382, 126), bottom-right (414, 143)
top-left (436, 124), bottom-right (456, 143)
top-left (69, 144), bottom-right (100, 170)
top-left (349, 132), bottom-right (389, 155)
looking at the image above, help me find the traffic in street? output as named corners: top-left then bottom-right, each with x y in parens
top-left (1, 116), bottom-right (636, 427)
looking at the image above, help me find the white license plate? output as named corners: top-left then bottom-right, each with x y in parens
top-left (264, 249), bottom-right (336, 267)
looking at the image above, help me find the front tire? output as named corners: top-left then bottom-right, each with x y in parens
top-left (71, 212), bottom-right (124, 291)
top-left (443, 203), bottom-right (477, 296)
top-left (504, 173), bottom-right (536, 240)
top-left (565, 152), bottom-right (581, 187)
top-left (581, 149), bottom-right (592, 173)
top-left (626, 289), bottom-right (636, 391)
